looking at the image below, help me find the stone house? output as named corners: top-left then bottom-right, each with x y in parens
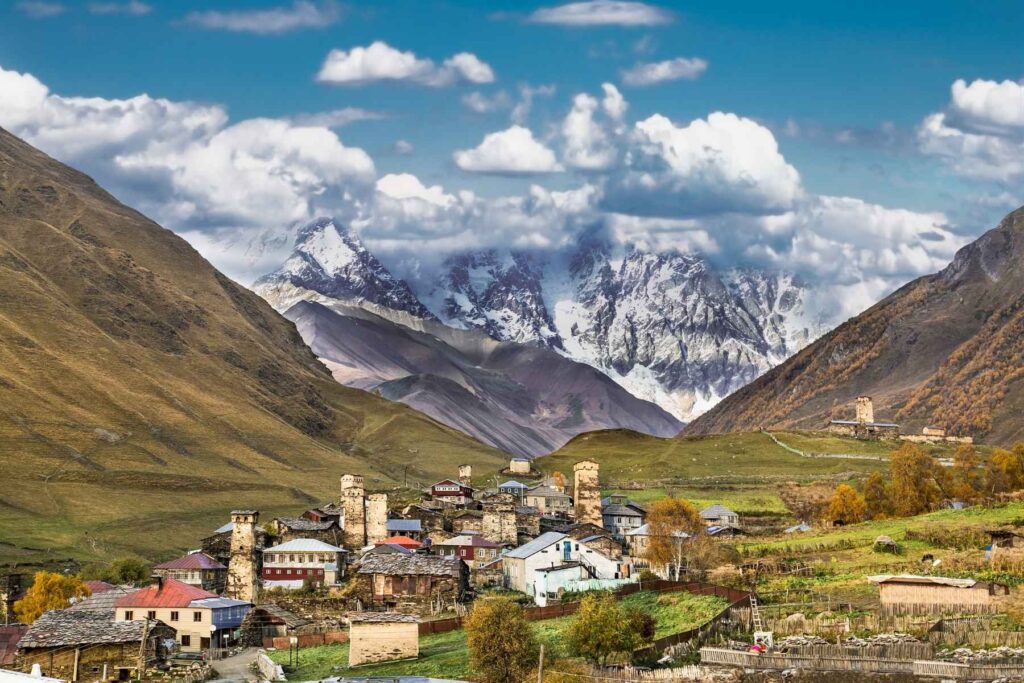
top-left (432, 535), bottom-right (505, 568)
top-left (450, 509), bottom-right (484, 535)
top-left (399, 505), bottom-right (447, 534)
top-left (386, 519), bottom-right (424, 541)
top-left (355, 554), bottom-right (469, 613)
top-left (199, 520), bottom-right (267, 571)
top-left (828, 397), bottom-right (900, 439)
top-left (601, 495), bottom-right (646, 540)
top-left (868, 575), bottom-right (1010, 615)
top-left (525, 486), bottom-right (571, 518)
top-left (515, 505), bottom-right (542, 538)
top-left (17, 609), bottom-right (174, 681)
top-left (261, 539), bottom-right (347, 589)
top-left (509, 457), bottom-right (532, 475)
top-left (700, 504), bottom-right (740, 527)
top-left (269, 517), bottom-right (342, 546)
top-left (114, 578), bottom-right (251, 651)
top-left (152, 552), bottom-right (227, 593)
top-left (347, 613), bottom-right (419, 666)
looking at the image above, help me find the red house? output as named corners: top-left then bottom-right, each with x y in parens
top-left (430, 479), bottom-right (474, 507)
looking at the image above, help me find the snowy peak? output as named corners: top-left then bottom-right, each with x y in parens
top-left (254, 217), bottom-right (433, 319)
top-left (427, 250), bottom-right (561, 348)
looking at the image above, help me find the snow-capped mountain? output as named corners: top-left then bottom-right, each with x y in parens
top-left (255, 218), bottom-right (826, 422)
top-left (254, 218), bottom-right (433, 320)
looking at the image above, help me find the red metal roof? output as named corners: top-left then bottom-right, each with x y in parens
top-left (83, 580), bottom-right (117, 594)
top-left (379, 535), bottom-right (422, 549)
top-left (0, 625), bottom-right (26, 666)
top-left (115, 578), bottom-right (217, 608)
top-left (153, 552), bottom-right (227, 570)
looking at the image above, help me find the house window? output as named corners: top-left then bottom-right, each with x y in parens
top-left (181, 635), bottom-right (191, 647)
top-left (124, 610), bottom-right (134, 620)
top-left (147, 610), bottom-right (156, 620)
top-left (193, 611), bottom-right (203, 622)
top-left (170, 611), bottom-right (179, 622)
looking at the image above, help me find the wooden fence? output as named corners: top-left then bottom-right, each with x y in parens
top-left (261, 631), bottom-right (349, 649)
top-left (783, 642), bottom-right (935, 661)
top-left (700, 647), bottom-right (917, 674)
top-left (912, 659), bottom-right (1024, 679)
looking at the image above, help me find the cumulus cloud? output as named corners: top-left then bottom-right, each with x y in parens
top-left (376, 173), bottom-right (455, 208)
top-left (918, 78), bottom-right (1024, 181)
top-left (317, 42), bottom-right (495, 88)
top-left (16, 1), bottom-right (65, 18)
top-left (453, 126), bottom-right (563, 174)
top-left (511, 83), bottom-right (557, 124)
top-left (393, 139), bottom-right (414, 155)
top-left (603, 111), bottom-right (802, 217)
top-left (88, 1), bottom-right (151, 15)
top-left (182, 0), bottom-right (340, 34)
top-left (0, 64), bottom-right (375, 243)
top-left (621, 57), bottom-right (708, 86)
top-left (601, 83), bottom-right (628, 121)
top-left (528, 1), bottom-right (673, 27)
top-left (562, 93), bottom-right (618, 170)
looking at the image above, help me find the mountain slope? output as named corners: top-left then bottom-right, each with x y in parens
top-left (0, 127), bottom-right (504, 564)
top-left (687, 206), bottom-right (1024, 444)
top-left (284, 300), bottom-right (684, 456)
top-left (255, 220), bottom-right (824, 422)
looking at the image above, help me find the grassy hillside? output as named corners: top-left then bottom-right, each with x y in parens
top-left (0, 127), bottom-right (505, 568)
top-left (534, 429), bottom-right (987, 516)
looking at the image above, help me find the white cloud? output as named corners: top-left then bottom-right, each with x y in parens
top-left (0, 65), bottom-right (375, 241)
top-left (510, 83), bottom-right (557, 124)
top-left (603, 111), bottom-right (802, 217)
top-left (376, 173), bottom-right (455, 208)
top-left (462, 90), bottom-right (512, 114)
top-left (453, 126), bottom-right (563, 174)
top-left (621, 57), bottom-right (708, 86)
top-left (182, 0), bottom-right (340, 34)
top-left (289, 108), bottom-right (387, 128)
top-left (601, 83), bottom-right (627, 121)
top-left (317, 42), bottom-right (495, 88)
top-left (918, 78), bottom-right (1024, 181)
top-left (528, 1), bottom-right (673, 27)
top-left (948, 78), bottom-right (1024, 133)
top-left (88, 1), bottom-right (151, 15)
top-left (562, 93), bottom-right (617, 170)
top-left (16, 1), bottom-right (65, 17)
top-left (393, 139), bottom-right (414, 155)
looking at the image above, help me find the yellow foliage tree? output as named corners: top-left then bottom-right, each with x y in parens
top-left (987, 447), bottom-right (1024, 494)
top-left (951, 444), bottom-right (982, 502)
top-left (14, 572), bottom-right (91, 624)
top-left (826, 484), bottom-right (867, 525)
top-left (888, 443), bottom-right (944, 517)
top-left (863, 471), bottom-right (890, 518)
top-left (644, 497), bottom-right (703, 579)
top-left (464, 596), bottom-right (538, 683)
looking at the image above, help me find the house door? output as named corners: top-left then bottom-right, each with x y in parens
top-left (563, 541), bottom-right (572, 562)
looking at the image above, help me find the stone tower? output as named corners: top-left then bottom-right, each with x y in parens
top-left (458, 464), bottom-right (472, 487)
top-left (573, 460), bottom-right (602, 527)
top-left (483, 493), bottom-right (518, 545)
top-left (340, 474), bottom-right (366, 549)
top-left (225, 510), bottom-right (258, 603)
top-left (856, 396), bottom-right (874, 424)
top-left (366, 493), bottom-right (389, 545)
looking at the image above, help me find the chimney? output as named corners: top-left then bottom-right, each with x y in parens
top-left (154, 576), bottom-right (163, 591)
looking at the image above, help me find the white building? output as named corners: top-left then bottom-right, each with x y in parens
top-left (261, 538), bottom-right (347, 589)
top-left (502, 531), bottom-right (626, 605)
top-left (700, 504), bottom-right (740, 527)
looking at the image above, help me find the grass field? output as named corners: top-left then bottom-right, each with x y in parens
top-left (267, 591), bottom-right (728, 680)
top-left (737, 502), bottom-right (1024, 607)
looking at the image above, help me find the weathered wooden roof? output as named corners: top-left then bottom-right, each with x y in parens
top-left (357, 554), bottom-right (462, 577)
top-left (19, 610), bottom-right (160, 649)
top-left (347, 612), bottom-right (419, 624)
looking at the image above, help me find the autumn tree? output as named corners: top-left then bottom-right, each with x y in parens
top-left (987, 447), bottom-right (1024, 494)
top-left (826, 484), bottom-right (867, 525)
top-left (644, 497), bottom-right (703, 579)
top-left (863, 471), bottom-right (890, 518)
top-left (465, 596), bottom-right (538, 683)
top-left (565, 593), bottom-right (653, 667)
top-left (889, 444), bottom-right (944, 516)
top-left (14, 572), bottom-right (91, 624)
top-left (951, 444), bottom-right (983, 502)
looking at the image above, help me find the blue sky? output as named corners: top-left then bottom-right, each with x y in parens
top-left (0, 0), bottom-right (1021, 314)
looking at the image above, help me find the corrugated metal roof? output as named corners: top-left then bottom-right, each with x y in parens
top-left (386, 519), bottom-right (423, 532)
top-left (505, 532), bottom-right (565, 559)
top-left (499, 480), bottom-right (528, 489)
top-left (700, 504), bottom-right (737, 519)
top-left (264, 538), bottom-right (345, 553)
top-left (867, 574), bottom-right (977, 588)
top-left (190, 597), bottom-right (252, 609)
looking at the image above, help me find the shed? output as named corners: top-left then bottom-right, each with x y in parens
top-left (867, 574), bottom-right (1010, 615)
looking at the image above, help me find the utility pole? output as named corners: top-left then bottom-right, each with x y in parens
top-left (537, 643), bottom-right (544, 683)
